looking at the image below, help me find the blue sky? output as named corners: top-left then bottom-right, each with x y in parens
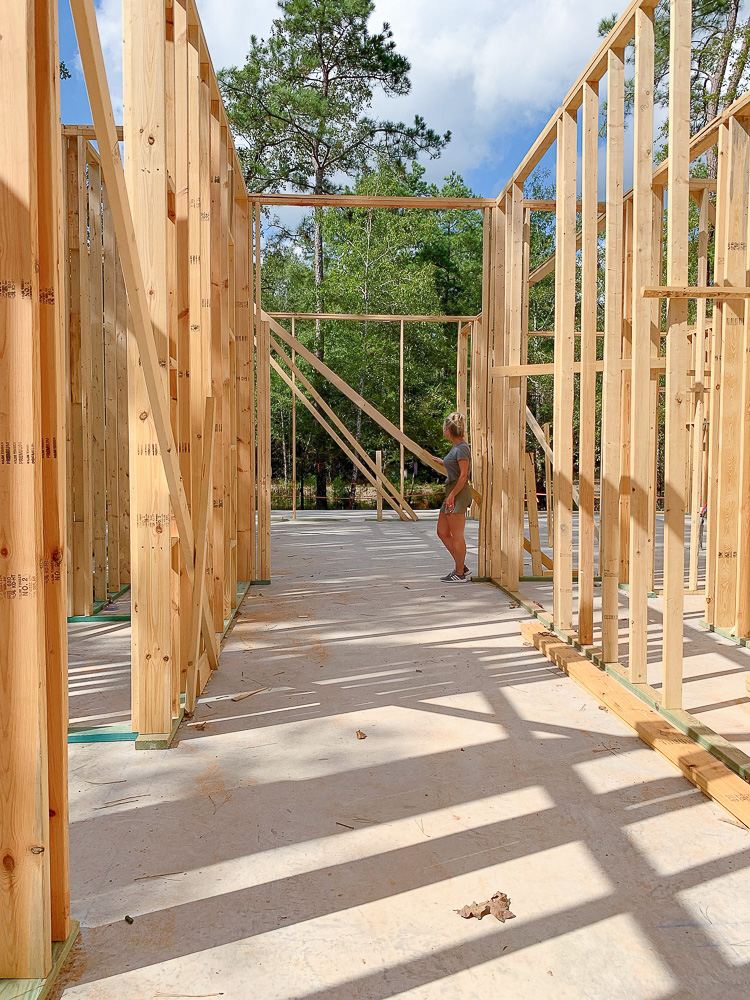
top-left (58, 0), bottom-right (621, 199)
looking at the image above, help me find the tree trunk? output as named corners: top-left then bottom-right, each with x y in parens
top-left (703, 3), bottom-right (740, 177)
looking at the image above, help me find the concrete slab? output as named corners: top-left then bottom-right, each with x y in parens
top-left (55, 513), bottom-right (750, 999)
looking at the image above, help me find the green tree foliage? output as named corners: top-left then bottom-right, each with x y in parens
top-left (218, 0), bottom-right (449, 196)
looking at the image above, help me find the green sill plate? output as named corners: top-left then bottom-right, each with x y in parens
top-left (68, 721), bottom-right (137, 743)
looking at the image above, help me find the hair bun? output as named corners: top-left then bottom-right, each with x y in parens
top-left (443, 411), bottom-right (466, 438)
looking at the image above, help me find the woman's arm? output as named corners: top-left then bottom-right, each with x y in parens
top-left (444, 459), bottom-right (470, 511)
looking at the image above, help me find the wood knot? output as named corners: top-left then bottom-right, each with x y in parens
top-left (139, 411), bottom-right (148, 421)
top-left (2, 853), bottom-right (15, 872)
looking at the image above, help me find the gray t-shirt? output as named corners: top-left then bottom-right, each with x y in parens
top-left (443, 440), bottom-right (471, 484)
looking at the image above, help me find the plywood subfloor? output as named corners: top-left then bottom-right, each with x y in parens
top-left (54, 512), bottom-right (750, 999)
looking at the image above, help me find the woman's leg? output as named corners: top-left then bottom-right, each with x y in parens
top-left (446, 512), bottom-right (466, 573)
top-left (437, 512), bottom-right (456, 563)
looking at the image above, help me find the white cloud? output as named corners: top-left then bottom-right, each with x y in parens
top-left (368, 0), bottom-right (621, 181)
top-left (195, 0), bottom-right (279, 69)
top-left (81, 0), bottom-right (623, 187)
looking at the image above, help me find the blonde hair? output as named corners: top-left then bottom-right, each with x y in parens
top-left (443, 411), bottom-right (466, 439)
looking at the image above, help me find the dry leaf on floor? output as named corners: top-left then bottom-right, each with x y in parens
top-left (488, 891), bottom-right (516, 922)
top-left (231, 687), bottom-right (268, 702)
top-left (456, 891), bottom-right (515, 923)
top-left (355, 730), bottom-right (367, 739)
top-left (456, 901), bottom-right (491, 920)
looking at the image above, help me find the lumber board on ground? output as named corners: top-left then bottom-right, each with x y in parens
top-left (520, 620), bottom-right (750, 829)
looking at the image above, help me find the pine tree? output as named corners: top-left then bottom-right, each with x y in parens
top-left (219, 0), bottom-right (449, 505)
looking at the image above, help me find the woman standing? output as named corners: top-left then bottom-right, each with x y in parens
top-left (434, 412), bottom-right (472, 583)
